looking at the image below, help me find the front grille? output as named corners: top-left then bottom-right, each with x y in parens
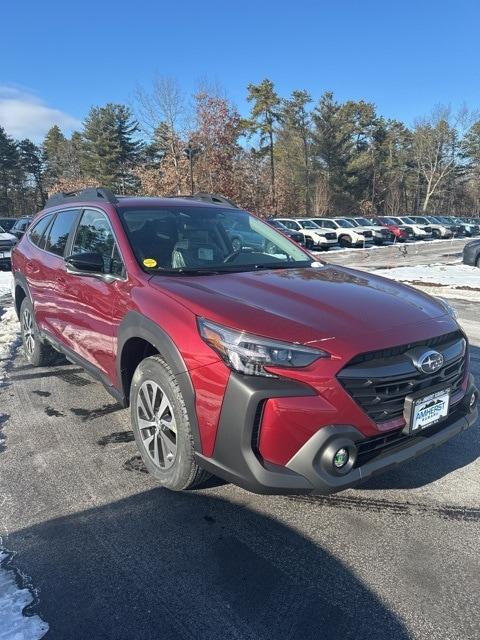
top-left (362, 230), bottom-right (373, 238)
top-left (0, 240), bottom-right (14, 250)
top-left (325, 232), bottom-right (336, 240)
top-left (338, 332), bottom-right (466, 424)
top-left (354, 404), bottom-right (465, 466)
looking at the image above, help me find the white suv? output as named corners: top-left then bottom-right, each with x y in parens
top-left (396, 216), bottom-right (431, 239)
top-left (309, 218), bottom-right (372, 247)
top-left (276, 218), bottom-right (338, 250)
top-left (409, 216), bottom-right (452, 239)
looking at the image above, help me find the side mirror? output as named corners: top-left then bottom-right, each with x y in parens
top-left (66, 252), bottom-right (104, 273)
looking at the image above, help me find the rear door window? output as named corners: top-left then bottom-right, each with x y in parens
top-left (44, 210), bottom-right (79, 257)
top-left (29, 214), bottom-right (54, 247)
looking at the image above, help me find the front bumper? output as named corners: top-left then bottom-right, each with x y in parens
top-left (196, 373), bottom-right (478, 495)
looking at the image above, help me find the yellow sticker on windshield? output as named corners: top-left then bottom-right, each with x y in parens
top-left (143, 258), bottom-right (157, 268)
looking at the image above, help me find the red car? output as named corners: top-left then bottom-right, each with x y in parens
top-left (11, 189), bottom-right (478, 494)
top-left (370, 216), bottom-right (409, 241)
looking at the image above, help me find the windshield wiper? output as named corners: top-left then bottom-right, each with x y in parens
top-left (149, 261), bottom-right (313, 276)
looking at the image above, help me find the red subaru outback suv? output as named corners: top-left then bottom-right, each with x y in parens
top-left (11, 188), bottom-right (478, 494)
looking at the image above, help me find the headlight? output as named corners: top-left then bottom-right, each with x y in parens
top-left (198, 318), bottom-right (329, 377)
top-left (438, 298), bottom-right (458, 319)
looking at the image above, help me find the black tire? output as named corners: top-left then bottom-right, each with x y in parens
top-left (130, 355), bottom-right (211, 491)
top-left (305, 237), bottom-right (314, 250)
top-left (20, 297), bottom-right (58, 367)
top-left (432, 229), bottom-right (441, 239)
top-left (476, 255), bottom-right (480, 268)
top-left (338, 235), bottom-right (352, 248)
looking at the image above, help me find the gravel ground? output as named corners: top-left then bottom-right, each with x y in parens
top-left (0, 243), bottom-right (478, 640)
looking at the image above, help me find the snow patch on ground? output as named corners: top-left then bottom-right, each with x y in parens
top-left (0, 271), bottom-right (13, 300)
top-left (373, 263), bottom-right (480, 290)
top-left (0, 551), bottom-right (48, 639)
top-left (0, 308), bottom-right (20, 386)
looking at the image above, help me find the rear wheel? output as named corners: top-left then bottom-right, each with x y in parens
top-left (130, 355), bottom-right (211, 491)
top-left (20, 298), bottom-right (58, 367)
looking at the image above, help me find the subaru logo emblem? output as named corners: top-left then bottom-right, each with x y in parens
top-left (415, 350), bottom-right (444, 374)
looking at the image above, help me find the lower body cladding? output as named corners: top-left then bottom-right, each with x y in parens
top-left (195, 373), bottom-right (478, 495)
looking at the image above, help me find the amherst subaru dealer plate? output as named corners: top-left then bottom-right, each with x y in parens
top-left (411, 388), bottom-right (450, 433)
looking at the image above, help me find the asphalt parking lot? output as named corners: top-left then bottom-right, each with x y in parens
top-left (0, 241), bottom-right (479, 640)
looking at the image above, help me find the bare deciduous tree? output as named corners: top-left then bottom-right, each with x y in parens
top-left (135, 76), bottom-right (187, 194)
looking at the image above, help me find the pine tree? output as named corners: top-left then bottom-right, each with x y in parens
top-left (280, 90), bottom-right (312, 214)
top-left (43, 125), bottom-right (68, 189)
top-left (0, 126), bottom-right (20, 215)
top-left (247, 79), bottom-right (282, 211)
top-left (18, 139), bottom-right (46, 207)
top-left (81, 103), bottom-right (142, 192)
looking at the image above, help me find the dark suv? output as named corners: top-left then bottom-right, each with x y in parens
top-left (11, 188), bottom-right (478, 494)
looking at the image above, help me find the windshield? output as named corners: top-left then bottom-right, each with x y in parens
top-left (333, 219), bottom-right (355, 228)
top-left (401, 217), bottom-right (416, 224)
top-left (385, 217), bottom-right (402, 225)
top-left (118, 206), bottom-right (312, 274)
top-left (345, 218), bottom-right (360, 226)
top-left (354, 217), bottom-right (372, 226)
top-left (269, 220), bottom-right (288, 230)
top-left (299, 220), bottom-right (320, 229)
top-left (0, 226), bottom-right (5, 233)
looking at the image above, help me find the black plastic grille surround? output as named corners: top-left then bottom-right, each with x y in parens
top-left (338, 331), bottom-right (466, 424)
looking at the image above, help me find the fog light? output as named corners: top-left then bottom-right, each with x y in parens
top-left (333, 448), bottom-right (349, 469)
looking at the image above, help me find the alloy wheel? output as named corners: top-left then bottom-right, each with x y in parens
top-left (22, 308), bottom-right (35, 356)
top-left (136, 380), bottom-right (177, 470)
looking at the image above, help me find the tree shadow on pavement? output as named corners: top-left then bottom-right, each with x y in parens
top-left (359, 344), bottom-right (480, 491)
top-left (7, 489), bottom-right (410, 640)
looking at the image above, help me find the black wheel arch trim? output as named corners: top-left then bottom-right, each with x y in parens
top-left (12, 271), bottom-right (33, 318)
top-left (116, 311), bottom-right (202, 451)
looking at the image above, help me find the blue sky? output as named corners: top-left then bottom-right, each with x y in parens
top-left (1, 0), bottom-right (479, 141)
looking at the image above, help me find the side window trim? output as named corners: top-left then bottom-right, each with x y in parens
top-left (41, 208), bottom-right (81, 258)
top-left (27, 213), bottom-right (54, 249)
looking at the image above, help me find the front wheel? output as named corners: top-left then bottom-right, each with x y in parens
top-left (130, 355), bottom-right (211, 491)
top-left (338, 235), bottom-right (352, 248)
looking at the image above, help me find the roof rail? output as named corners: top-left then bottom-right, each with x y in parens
top-left (192, 192), bottom-right (239, 208)
top-left (45, 187), bottom-right (118, 208)
top-left (165, 192), bottom-right (239, 208)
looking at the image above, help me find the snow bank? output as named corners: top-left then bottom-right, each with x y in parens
top-left (0, 308), bottom-right (20, 385)
top-left (0, 271), bottom-right (13, 300)
top-left (373, 263), bottom-right (480, 290)
top-left (0, 552), bottom-right (48, 639)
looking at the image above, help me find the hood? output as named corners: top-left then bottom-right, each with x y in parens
top-left (0, 232), bottom-right (16, 243)
top-left (151, 264), bottom-right (452, 347)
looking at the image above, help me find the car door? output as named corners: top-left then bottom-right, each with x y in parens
top-left (33, 209), bottom-right (80, 339)
top-left (55, 208), bottom-right (126, 377)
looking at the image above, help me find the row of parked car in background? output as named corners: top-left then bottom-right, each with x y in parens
top-left (0, 216), bottom-right (32, 270)
top-left (269, 214), bottom-right (480, 250)
top-left (1, 210), bottom-right (480, 272)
